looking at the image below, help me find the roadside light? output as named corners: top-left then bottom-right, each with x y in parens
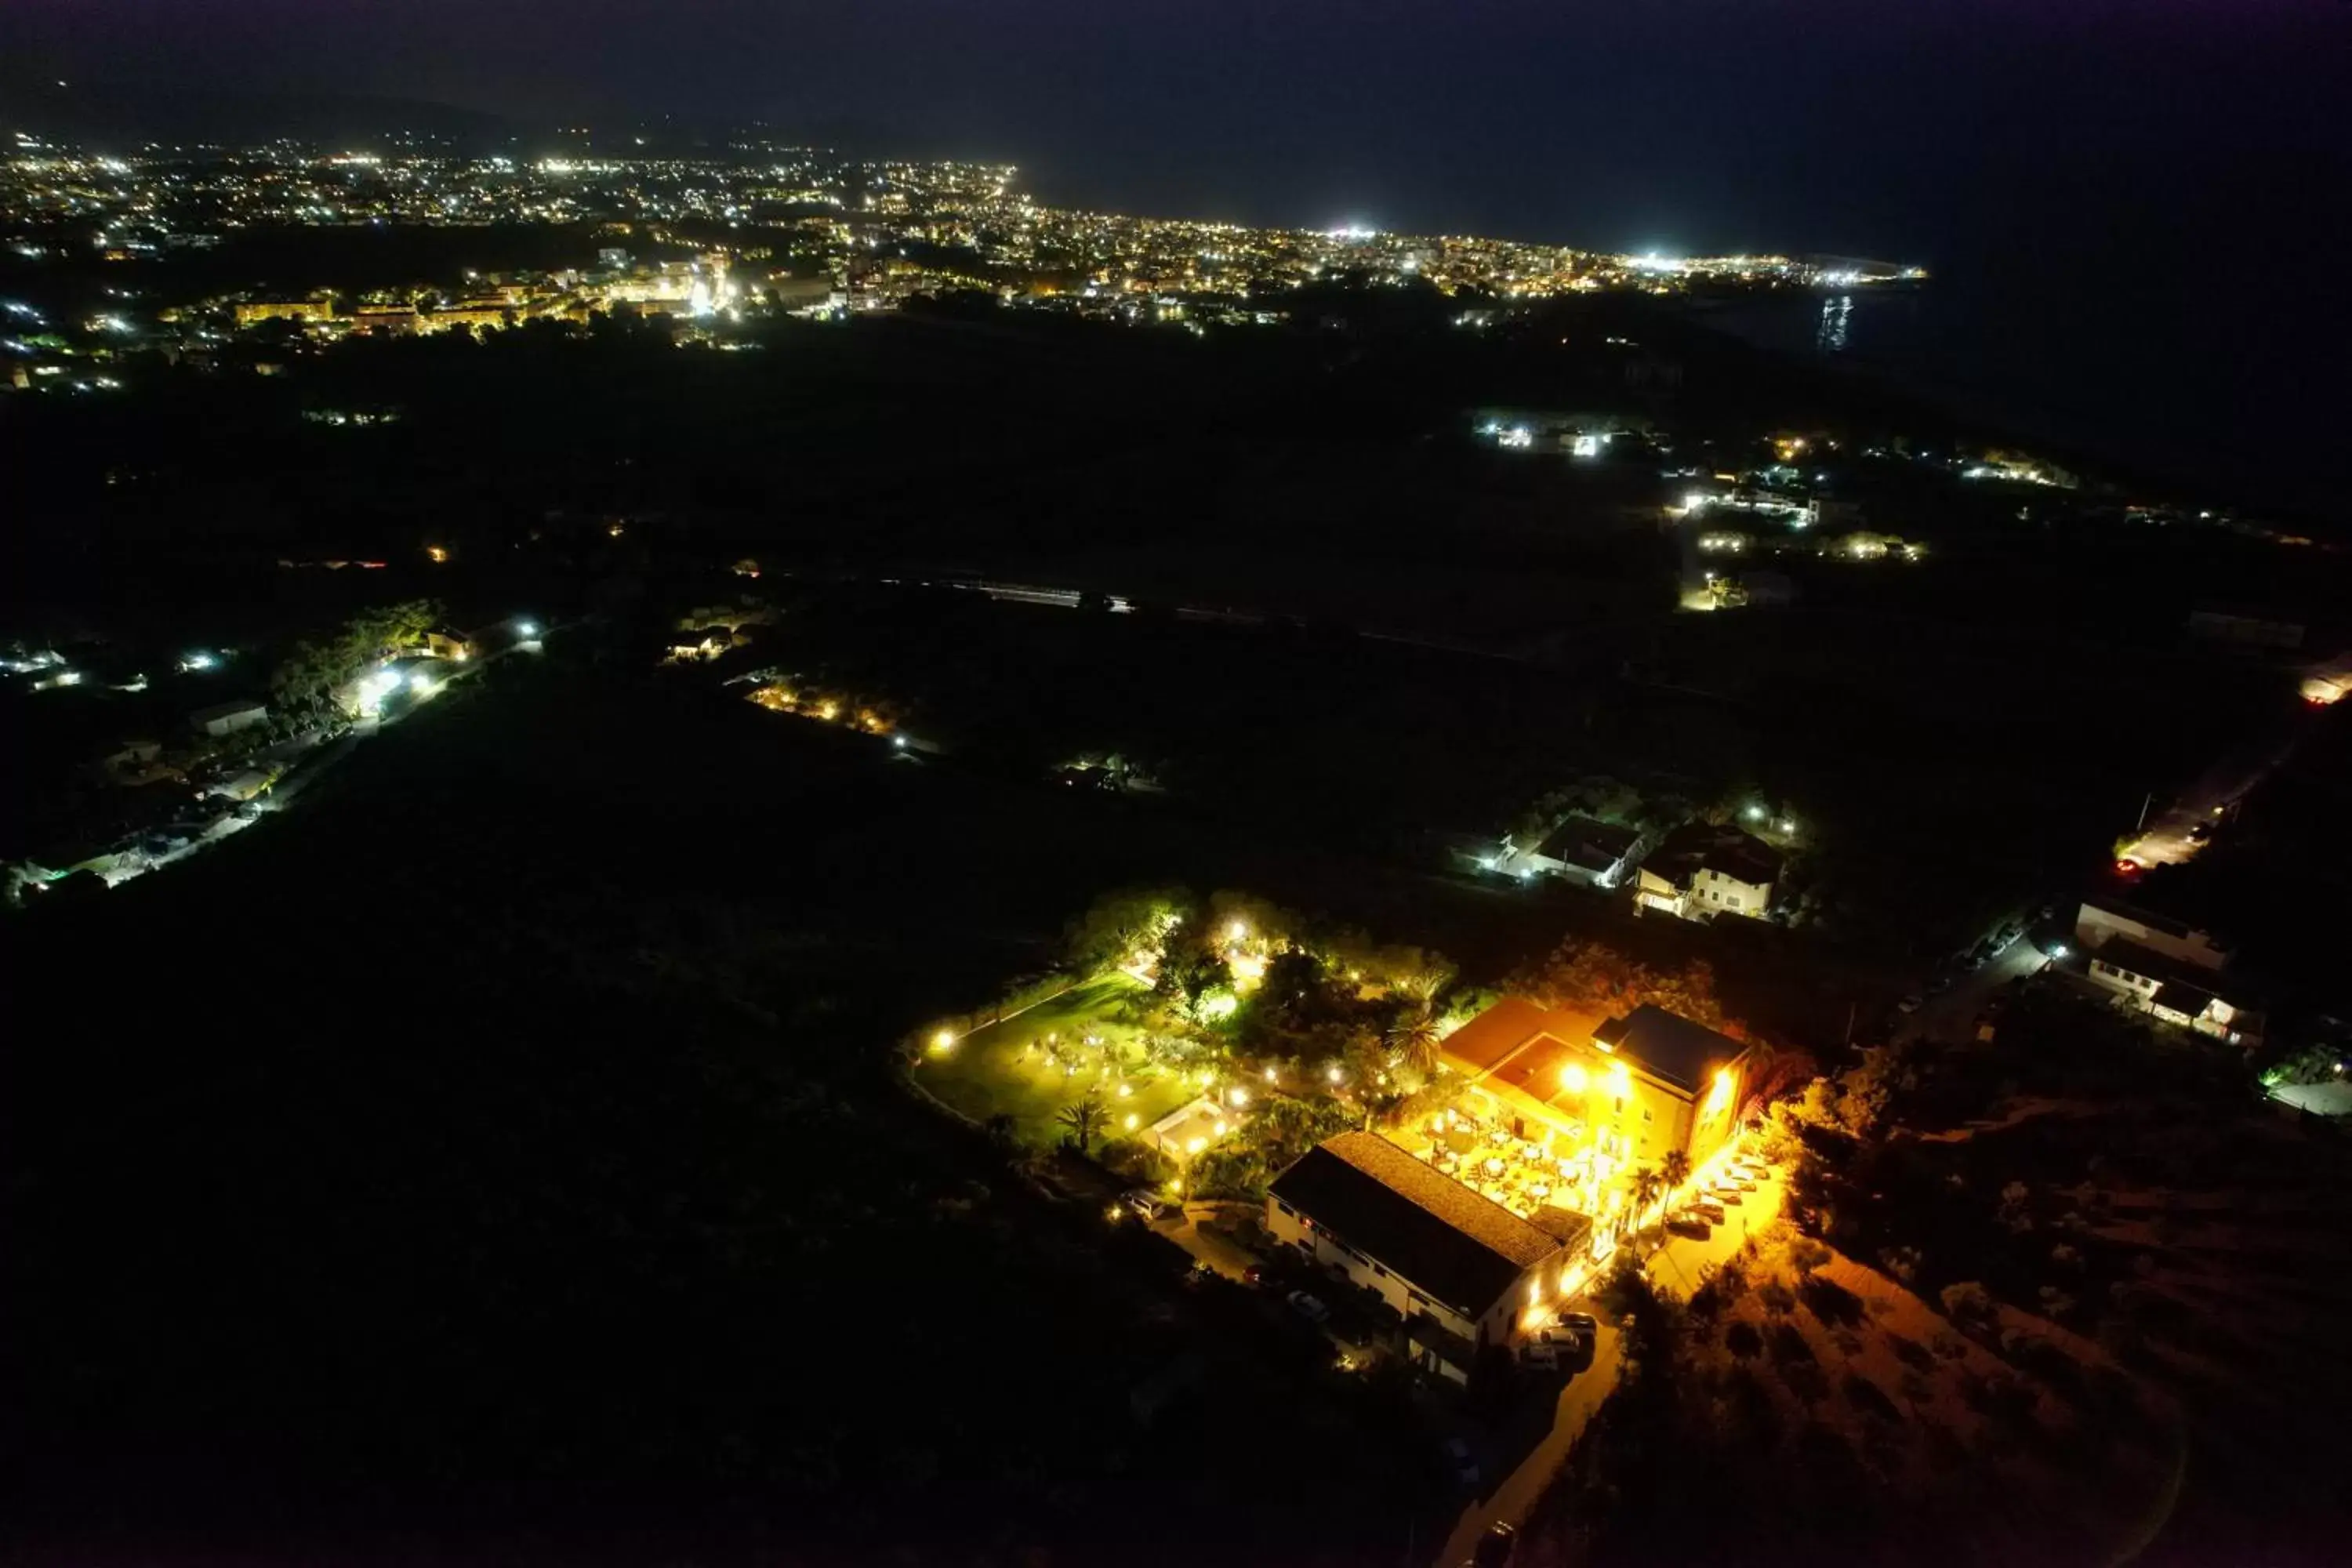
top-left (1214, 1120), bottom-right (1229, 1137)
top-left (1106, 1205), bottom-right (1122, 1223)
top-left (1610, 1062), bottom-right (1633, 1095)
top-left (1228, 1087), bottom-right (1249, 1107)
top-left (1125, 1112), bottom-right (1141, 1129)
top-left (2050, 943), bottom-right (2071, 960)
top-left (408, 672), bottom-right (436, 695)
top-left (930, 1029), bottom-right (956, 1054)
top-left (1116, 1083), bottom-right (1134, 1098)
top-left (515, 619), bottom-right (539, 638)
top-left (1186, 1136), bottom-right (1206, 1155)
top-left (426, 545), bottom-right (448, 564)
top-left (1561, 1062), bottom-right (1588, 1094)
top-left (1227, 919), bottom-right (1248, 942)
top-left (1327, 1065), bottom-right (1343, 1084)
top-left (893, 735), bottom-right (907, 749)
top-left (1743, 804), bottom-right (1765, 822)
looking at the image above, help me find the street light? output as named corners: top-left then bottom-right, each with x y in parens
top-left (515, 619), bottom-right (540, 638)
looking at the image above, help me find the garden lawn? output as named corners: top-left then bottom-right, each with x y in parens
top-left (917, 973), bottom-right (1196, 1147)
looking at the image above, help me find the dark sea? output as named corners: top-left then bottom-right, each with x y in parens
top-left (1697, 177), bottom-right (2349, 528)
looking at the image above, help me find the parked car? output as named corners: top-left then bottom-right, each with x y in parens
top-left (1519, 1339), bottom-right (1558, 1370)
top-left (1121, 1189), bottom-right (1173, 1221)
top-left (1470, 1521), bottom-right (1518, 1567)
top-left (1896, 993), bottom-right (1922, 1014)
top-left (2187, 822), bottom-right (2212, 843)
top-left (1286, 1290), bottom-right (1330, 1324)
top-left (1666, 1212), bottom-right (1711, 1240)
top-left (1443, 1436), bottom-right (1481, 1487)
top-left (1242, 1264), bottom-right (1268, 1288)
top-left (1692, 1200), bottom-right (1727, 1224)
top-left (230, 800), bottom-right (263, 821)
top-left (1557, 1311), bottom-right (1599, 1340)
top-left (1708, 1183), bottom-right (1744, 1205)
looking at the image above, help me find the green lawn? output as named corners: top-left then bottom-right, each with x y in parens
top-left (917, 973), bottom-right (1200, 1147)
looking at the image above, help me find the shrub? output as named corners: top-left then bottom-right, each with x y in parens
top-left (1843, 1371), bottom-right (1901, 1424)
top-left (1800, 1274), bottom-right (1864, 1327)
top-left (1940, 1281), bottom-right (1995, 1324)
top-left (1757, 1279), bottom-right (1795, 1316)
top-left (1726, 1321), bottom-right (1763, 1359)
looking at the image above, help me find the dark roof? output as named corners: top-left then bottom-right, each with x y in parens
top-left (1269, 1131), bottom-right (1558, 1317)
top-left (2078, 895), bottom-right (2194, 942)
top-left (1647, 822), bottom-right (1780, 891)
top-left (2087, 935), bottom-right (2177, 980)
top-left (1592, 1004), bottom-right (1747, 1094)
top-left (1700, 841), bottom-right (1780, 887)
top-left (1535, 816), bottom-right (1639, 871)
top-left (2094, 938), bottom-right (2254, 1011)
top-left (2151, 978), bottom-right (2221, 1020)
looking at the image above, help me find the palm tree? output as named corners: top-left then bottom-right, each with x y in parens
top-left (1384, 1007), bottom-right (1443, 1081)
top-left (1661, 1149), bottom-right (1692, 1195)
top-left (1626, 1168), bottom-right (1665, 1243)
top-left (1057, 1093), bottom-right (1106, 1154)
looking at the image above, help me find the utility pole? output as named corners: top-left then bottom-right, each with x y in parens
top-left (2136, 790), bottom-right (2153, 833)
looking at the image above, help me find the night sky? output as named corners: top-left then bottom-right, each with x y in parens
top-left (7, 0), bottom-right (2350, 505)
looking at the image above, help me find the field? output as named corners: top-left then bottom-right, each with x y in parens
top-left (915, 972), bottom-right (1199, 1147)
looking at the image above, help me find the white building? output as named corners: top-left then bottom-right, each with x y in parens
top-left (2086, 936), bottom-right (2263, 1047)
top-left (189, 699), bottom-right (269, 738)
top-left (2074, 896), bottom-right (2230, 972)
top-left (1498, 818), bottom-right (1645, 889)
top-left (1266, 1131), bottom-right (1587, 1382)
top-left (1635, 822), bottom-right (1780, 921)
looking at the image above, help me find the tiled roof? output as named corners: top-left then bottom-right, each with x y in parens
top-left (1438, 996), bottom-right (1554, 1073)
top-left (1269, 1131), bottom-right (1559, 1316)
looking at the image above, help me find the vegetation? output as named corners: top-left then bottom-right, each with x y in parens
top-left (1, 644), bottom-right (1457, 1563)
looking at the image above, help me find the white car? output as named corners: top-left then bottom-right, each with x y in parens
top-left (1286, 1290), bottom-right (1330, 1324)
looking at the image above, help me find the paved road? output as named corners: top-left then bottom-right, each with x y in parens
top-left (1435, 1158), bottom-right (1787, 1564)
top-left (2118, 726), bottom-right (2305, 868)
top-left (1436, 1325), bottom-right (1624, 1566)
top-left (1896, 937), bottom-right (2048, 1045)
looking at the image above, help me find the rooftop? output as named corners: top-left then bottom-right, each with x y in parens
top-left (1534, 816), bottom-right (1640, 872)
top-left (1649, 821), bottom-right (1780, 891)
top-left (1592, 1004), bottom-right (1748, 1094)
top-left (1269, 1131), bottom-right (1559, 1316)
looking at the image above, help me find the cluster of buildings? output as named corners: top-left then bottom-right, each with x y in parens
top-left (211, 252), bottom-right (755, 338)
top-left (2073, 893), bottom-right (2263, 1048)
top-left (1489, 817), bottom-right (1785, 925)
top-left (1266, 997), bottom-right (1753, 1381)
top-left (2, 140), bottom-right (1925, 361)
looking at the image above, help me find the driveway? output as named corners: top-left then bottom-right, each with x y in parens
top-left (1898, 938), bottom-right (2047, 1045)
top-left (1155, 1201), bottom-right (1258, 1282)
top-left (1436, 1325), bottom-right (1622, 1566)
top-left (1433, 1158), bottom-right (1785, 1564)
